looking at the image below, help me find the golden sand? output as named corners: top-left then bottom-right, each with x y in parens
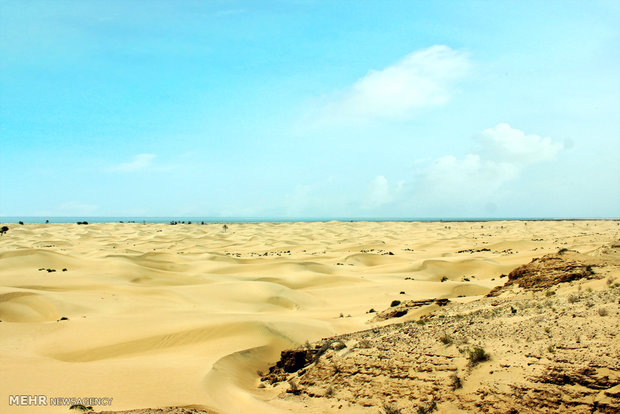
top-left (0, 220), bottom-right (618, 413)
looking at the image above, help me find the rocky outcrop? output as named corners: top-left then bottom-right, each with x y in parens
top-left (372, 298), bottom-right (450, 321)
top-left (487, 249), bottom-right (603, 296)
top-left (261, 340), bottom-right (345, 385)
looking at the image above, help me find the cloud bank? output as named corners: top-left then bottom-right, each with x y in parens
top-left (416, 123), bottom-right (564, 210)
top-left (352, 124), bottom-right (564, 216)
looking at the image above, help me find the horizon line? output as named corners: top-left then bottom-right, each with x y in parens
top-left (1, 216), bottom-right (619, 224)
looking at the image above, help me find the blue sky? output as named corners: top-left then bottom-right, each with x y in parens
top-left (1, 0), bottom-right (619, 218)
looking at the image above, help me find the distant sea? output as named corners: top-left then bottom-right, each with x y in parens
top-left (0, 216), bottom-right (612, 224)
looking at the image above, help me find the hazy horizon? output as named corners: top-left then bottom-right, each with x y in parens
top-left (1, 216), bottom-right (618, 224)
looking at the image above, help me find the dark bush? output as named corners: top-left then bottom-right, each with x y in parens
top-left (467, 346), bottom-right (489, 365)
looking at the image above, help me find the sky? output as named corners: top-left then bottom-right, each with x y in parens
top-left (1, 0), bottom-right (619, 219)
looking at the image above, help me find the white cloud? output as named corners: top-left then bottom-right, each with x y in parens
top-left (362, 176), bottom-right (408, 211)
top-left (423, 154), bottom-right (519, 201)
top-left (427, 124), bottom-right (563, 190)
top-left (108, 153), bottom-right (156, 172)
top-left (364, 176), bottom-right (391, 209)
top-left (322, 45), bottom-right (470, 123)
top-left (476, 123), bottom-right (563, 164)
top-left (429, 154), bottom-right (517, 188)
top-left (412, 124), bottom-right (564, 211)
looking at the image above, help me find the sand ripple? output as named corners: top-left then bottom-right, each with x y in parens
top-left (1, 220), bottom-right (617, 413)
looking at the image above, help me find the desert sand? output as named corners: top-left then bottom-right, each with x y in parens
top-left (0, 220), bottom-right (618, 413)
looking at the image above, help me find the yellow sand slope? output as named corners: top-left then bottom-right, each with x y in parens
top-left (0, 220), bottom-right (617, 413)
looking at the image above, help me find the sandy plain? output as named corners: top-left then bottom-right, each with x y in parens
top-left (0, 220), bottom-right (618, 413)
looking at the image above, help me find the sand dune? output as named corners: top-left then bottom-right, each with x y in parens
top-left (0, 220), bottom-right (618, 413)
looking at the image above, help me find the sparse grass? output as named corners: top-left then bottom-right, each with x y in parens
top-left (439, 333), bottom-right (453, 345)
top-left (545, 290), bottom-right (556, 297)
top-left (417, 400), bottom-right (437, 414)
top-left (287, 380), bottom-right (301, 395)
top-left (544, 327), bottom-right (551, 334)
top-left (332, 361), bottom-right (343, 374)
top-left (356, 339), bottom-right (372, 349)
top-left (467, 346), bottom-right (489, 366)
top-left (69, 405), bottom-right (93, 412)
top-left (382, 402), bottom-right (401, 414)
top-left (547, 344), bottom-right (556, 353)
top-left (568, 294), bottom-right (579, 304)
top-left (325, 385), bottom-right (334, 397)
top-left (450, 373), bottom-right (462, 390)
